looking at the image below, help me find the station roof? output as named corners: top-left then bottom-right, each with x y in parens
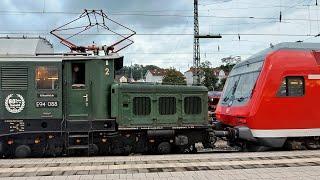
top-left (0, 37), bottom-right (54, 55)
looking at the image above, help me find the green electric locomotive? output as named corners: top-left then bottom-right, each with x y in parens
top-left (0, 37), bottom-right (214, 158)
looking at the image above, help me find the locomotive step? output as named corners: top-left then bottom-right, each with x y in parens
top-left (68, 134), bottom-right (89, 138)
top-left (67, 145), bottom-right (90, 149)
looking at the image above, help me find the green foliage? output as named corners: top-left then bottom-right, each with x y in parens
top-left (116, 64), bottom-right (161, 80)
top-left (162, 68), bottom-right (186, 85)
top-left (216, 56), bottom-right (240, 90)
top-left (199, 61), bottom-right (218, 91)
top-left (216, 78), bottom-right (226, 91)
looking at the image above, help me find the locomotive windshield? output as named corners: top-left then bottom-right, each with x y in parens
top-left (220, 61), bottom-right (263, 106)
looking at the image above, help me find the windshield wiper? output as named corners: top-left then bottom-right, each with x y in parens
top-left (222, 77), bottom-right (240, 103)
top-left (236, 96), bottom-right (248, 102)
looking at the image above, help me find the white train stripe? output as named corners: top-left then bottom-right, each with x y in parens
top-left (308, 74), bottom-right (320, 79)
top-left (251, 128), bottom-right (320, 138)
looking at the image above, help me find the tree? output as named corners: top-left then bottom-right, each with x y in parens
top-left (217, 56), bottom-right (241, 90)
top-left (162, 68), bottom-right (186, 85)
top-left (116, 64), bottom-right (161, 80)
top-left (216, 78), bottom-right (226, 91)
top-left (221, 55), bottom-right (241, 65)
top-left (220, 56), bottom-right (240, 73)
top-left (199, 61), bottom-right (218, 91)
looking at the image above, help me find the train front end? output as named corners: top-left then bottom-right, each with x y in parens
top-left (214, 52), bottom-right (266, 149)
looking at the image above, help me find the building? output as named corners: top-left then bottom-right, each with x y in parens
top-left (184, 67), bottom-right (227, 86)
top-left (145, 69), bottom-right (166, 83)
top-left (212, 68), bottom-right (227, 84)
top-left (115, 75), bottom-right (128, 83)
top-left (184, 68), bottom-right (197, 86)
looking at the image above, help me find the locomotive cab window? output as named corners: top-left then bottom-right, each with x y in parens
top-left (36, 66), bottom-right (59, 90)
top-left (133, 97), bottom-right (151, 116)
top-left (159, 97), bottom-right (176, 115)
top-left (277, 76), bottom-right (305, 97)
top-left (72, 63), bottom-right (85, 89)
top-left (184, 96), bottom-right (202, 114)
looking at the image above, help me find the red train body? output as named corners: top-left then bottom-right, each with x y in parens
top-left (215, 42), bottom-right (320, 150)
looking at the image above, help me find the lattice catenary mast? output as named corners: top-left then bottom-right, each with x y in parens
top-left (193, 0), bottom-right (200, 85)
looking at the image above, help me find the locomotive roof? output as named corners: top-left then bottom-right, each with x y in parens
top-left (0, 52), bottom-right (123, 62)
top-left (113, 83), bottom-right (208, 93)
top-left (0, 37), bottom-right (54, 55)
top-left (0, 37), bottom-right (123, 61)
top-left (235, 42), bottom-right (320, 68)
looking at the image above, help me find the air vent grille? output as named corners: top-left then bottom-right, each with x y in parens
top-left (1, 66), bottom-right (28, 90)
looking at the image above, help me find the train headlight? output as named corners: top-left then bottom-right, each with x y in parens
top-left (7, 140), bottom-right (14, 145)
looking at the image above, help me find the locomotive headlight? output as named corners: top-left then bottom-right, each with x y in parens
top-left (35, 138), bottom-right (41, 144)
top-left (102, 138), bottom-right (107, 143)
top-left (7, 140), bottom-right (14, 145)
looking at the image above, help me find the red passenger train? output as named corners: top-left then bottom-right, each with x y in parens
top-left (215, 42), bottom-right (320, 151)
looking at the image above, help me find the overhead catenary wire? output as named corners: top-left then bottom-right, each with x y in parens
top-left (0, 10), bottom-right (320, 22)
top-left (0, 32), bottom-right (317, 37)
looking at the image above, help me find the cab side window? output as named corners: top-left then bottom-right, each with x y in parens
top-left (36, 66), bottom-right (59, 90)
top-left (72, 63), bottom-right (85, 89)
top-left (277, 76), bottom-right (304, 97)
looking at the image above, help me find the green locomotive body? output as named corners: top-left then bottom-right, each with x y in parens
top-left (111, 84), bottom-right (208, 128)
top-left (0, 37), bottom-right (214, 157)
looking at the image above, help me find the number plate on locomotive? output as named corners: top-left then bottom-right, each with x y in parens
top-left (35, 101), bottom-right (59, 108)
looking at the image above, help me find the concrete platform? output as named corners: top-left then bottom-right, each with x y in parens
top-left (1, 150), bottom-right (320, 179)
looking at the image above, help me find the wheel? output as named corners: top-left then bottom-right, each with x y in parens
top-left (157, 142), bottom-right (171, 154)
top-left (15, 145), bottom-right (31, 158)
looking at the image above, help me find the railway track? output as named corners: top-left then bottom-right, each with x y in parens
top-left (1, 150), bottom-right (320, 179)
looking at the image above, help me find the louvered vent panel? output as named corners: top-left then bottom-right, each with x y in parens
top-left (1, 66), bottom-right (28, 90)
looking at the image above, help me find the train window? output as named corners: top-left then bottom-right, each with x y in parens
top-left (277, 76), bottom-right (304, 97)
top-left (72, 63), bottom-right (85, 89)
top-left (35, 66), bottom-right (59, 90)
top-left (133, 97), bottom-right (151, 116)
top-left (159, 97), bottom-right (176, 115)
top-left (184, 96), bottom-right (202, 114)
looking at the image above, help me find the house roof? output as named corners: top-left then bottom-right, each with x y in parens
top-left (185, 67), bottom-right (201, 74)
top-left (115, 75), bottom-right (128, 81)
top-left (148, 69), bottom-right (167, 76)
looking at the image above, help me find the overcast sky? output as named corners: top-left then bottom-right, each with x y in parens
top-left (0, 0), bottom-right (319, 72)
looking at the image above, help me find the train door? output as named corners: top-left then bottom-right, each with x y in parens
top-left (64, 61), bottom-right (91, 120)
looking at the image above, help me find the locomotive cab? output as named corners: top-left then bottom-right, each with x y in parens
top-left (62, 55), bottom-right (122, 132)
top-left (0, 37), bottom-right (123, 157)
